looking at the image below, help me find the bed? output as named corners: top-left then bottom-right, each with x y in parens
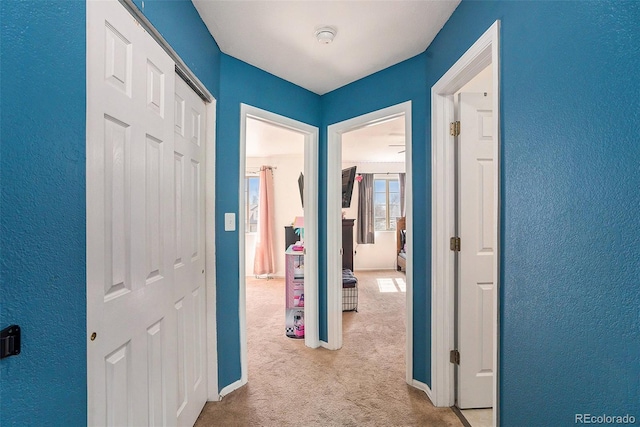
top-left (396, 216), bottom-right (406, 272)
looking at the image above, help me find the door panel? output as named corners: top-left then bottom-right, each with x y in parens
top-left (103, 115), bottom-right (131, 301)
top-left (145, 134), bottom-right (164, 283)
top-left (176, 298), bottom-right (188, 416)
top-left (88, 1), bottom-right (177, 425)
top-left (105, 342), bottom-right (131, 427)
top-left (147, 320), bottom-right (166, 426)
top-left (174, 152), bottom-right (184, 267)
top-left (174, 76), bottom-right (207, 426)
top-left (457, 92), bottom-right (494, 409)
top-left (192, 286), bottom-right (204, 389)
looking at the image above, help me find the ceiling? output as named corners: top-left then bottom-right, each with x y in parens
top-left (192, 0), bottom-right (460, 95)
top-left (246, 118), bottom-right (305, 158)
top-left (247, 115), bottom-right (406, 163)
top-left (342, 115), bottom-right (406, 163)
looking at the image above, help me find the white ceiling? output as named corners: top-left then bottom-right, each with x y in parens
top-left (246, 115), bottom-right (405, 163)
top-left (342, 115), bottom-right (406, 163)
top-left (246, 118), bottom-right (305, 158)
top-left (192, 0), bottom-right (460, 95)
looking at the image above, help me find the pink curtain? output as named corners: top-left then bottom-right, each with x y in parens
top-left (253, 166), bottom-right (276, 275)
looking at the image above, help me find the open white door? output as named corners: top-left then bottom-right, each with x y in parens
top-left (87, 1), bottom-right (207, 425)
top-left (457, 92), bottom-right (494, 409)
top-left (174, 76), bottom-right (208, 425)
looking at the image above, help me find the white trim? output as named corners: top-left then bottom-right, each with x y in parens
top-left (218, 378), bottom-right (244, 400)
top-left (239, 108), bottom-right (249, 387)
top-left (205, 99), bottom-right (219, 401)
top-left (411, 379), bottom-right (434, 402)
top-left (430, 21), bottom-right (500, 427)
top-left (326, 120), bottom-right (342, 350)
top-left (239, 104), bottom-right (320, 385)
top-left (404, 108), bottom-right (414, 386)
top-left (326, 102), bottom-right (414, 387)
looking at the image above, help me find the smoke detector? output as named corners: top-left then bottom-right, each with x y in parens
top-left (315, 27), bottom-right (337, 44)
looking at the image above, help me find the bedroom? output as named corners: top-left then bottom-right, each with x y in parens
top-left (244, 117), bottom-right (306, 279)
top-left (242, 114), bottom-right (406, 350)
top-left (244, 117), bottom-right (406, 277)
top-left (341, 115), bottom-right (407, 274)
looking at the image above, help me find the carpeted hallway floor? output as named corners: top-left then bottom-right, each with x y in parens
top-left (195, 270), bottom-right (462, 426)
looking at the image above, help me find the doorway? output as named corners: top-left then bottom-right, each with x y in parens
top-left (326, 101), bottom-right (414, 386)
top-left (431, 20), bottom-right (501, 427)
top-left (236, 104), bottom-right (319, 389)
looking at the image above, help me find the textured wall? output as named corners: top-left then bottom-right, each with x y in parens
top-left (0, 1), bottom-right (221, 425)
top-left (216, 54), bottom-right (321, 389)
top-left (2, 0), bottom-right (638, 423)
top-left (320, 53), bottom-right (431, 383)
top-left (321, 1), bottom-right (640, 421)
top-left (429, 0), bottom-right (640, 423)
top-left (0, 1), bottom-right (87, 425)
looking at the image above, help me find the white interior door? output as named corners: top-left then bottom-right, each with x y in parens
top-left (457, 92), bottom-right (494, 409)
top-left (87, 1), bottom-right (207, 425)
top-left (173, 76), bottom-right (208, 426)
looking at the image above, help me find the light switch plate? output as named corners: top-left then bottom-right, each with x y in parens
top-left (224, 213), bottom-right (236, 231)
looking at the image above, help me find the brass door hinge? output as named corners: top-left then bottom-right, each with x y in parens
top-left (450, 121), bottom-right (460, 137)
top-left (450, 349), bottom-right (460, 365)
top-left (450, 237), bottom-right (461, 252)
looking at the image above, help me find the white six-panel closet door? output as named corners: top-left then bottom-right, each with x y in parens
top-left (87, 1), bottom-right (207, 425)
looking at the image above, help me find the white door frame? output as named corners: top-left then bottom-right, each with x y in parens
top-left (430, 20), bottom-right (500, 425)
top-left (204, 100), bottom-right (218, 401)
top-left (238, 104), bottom-right (320, 387)
top-left (326, 101), bottom-right (414, 385)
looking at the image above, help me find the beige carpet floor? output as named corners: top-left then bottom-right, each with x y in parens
top-left (196, 270), bottom-right (462, 427)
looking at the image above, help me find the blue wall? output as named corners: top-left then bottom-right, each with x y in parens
top-left (320, 54), bottom-right (431, 383)
top-left (0, 1), bottom-right (220, 425)
top-left (1, 2), bottom-right (87, 425)
top-left (2, 0), bottom-right (638, 424)
top-left (215, 54), bottom-right (321, 389)
top-left (430, 1), bottom-right (640, 424)
top-left (322, 0), bottom-right (640, 422)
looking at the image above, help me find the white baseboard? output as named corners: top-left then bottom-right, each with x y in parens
top-left (412, 379), bottom-right (433, 402)
top-left (320, 340), bottom-right (340, 350)
top-left (218, 379), bottom-right (244, 400)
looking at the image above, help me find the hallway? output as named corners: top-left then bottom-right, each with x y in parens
top-left (196, 271), bottom-right (462, 426)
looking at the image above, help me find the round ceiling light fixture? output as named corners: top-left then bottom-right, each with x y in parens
top-left (315, 27), bottom-right (337, 44)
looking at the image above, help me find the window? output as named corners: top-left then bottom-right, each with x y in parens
top-left (374, 175), bottom-right (400, 231)
top-left (245, 176), bottom-right (259, 233)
